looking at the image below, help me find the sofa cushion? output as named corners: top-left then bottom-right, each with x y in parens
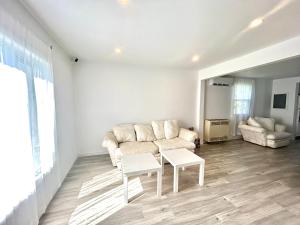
top-left (247, 117), bottom-right (262, 128)
top-left (134, 124), bottom-right (156, 142)
top-left (151, 120), bottom-right (165, 140)
top-left (164, 120), bottom-right (179, 139)
top-left (266, 131), bottom-right (292, 140)
top-left (239, 124), bottom-right (265, 133)
top-left (113, 124), bottom-right (136, 143)
top-left (154, 137), bottom-right (195, 152)
top-left (255, 117), bottom-right (275, 131)
top-left (119, 141), bottom-right (159, 155)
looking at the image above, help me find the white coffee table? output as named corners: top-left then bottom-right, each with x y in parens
top-left (160, 148), bottom-right (205, 192)
top-left (122, 153), bottom-right (162, 203)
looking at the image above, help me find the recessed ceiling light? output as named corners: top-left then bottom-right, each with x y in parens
top-left (118, 0), bottom-right (129, 6)
top-left (114, 48), bottom-right (122, 54)
top-left (192, 54), bottom-right (200, 62)
top-left (249, 18), bottom-right (263, 29)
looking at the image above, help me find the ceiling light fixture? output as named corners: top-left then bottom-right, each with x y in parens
top-left (248, 18), bottom-right (263, 29)
top-left (118, 0), bottom-right (129, 6)
top-left (192, 54), bottom-right (200, 62)
top-left (114, 48), bottom-right (122, 54)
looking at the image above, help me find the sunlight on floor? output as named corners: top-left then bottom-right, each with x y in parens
top-left (69, 178), bottom-right (143, 225)
top-left (78, 169), bottom-right (122, 199)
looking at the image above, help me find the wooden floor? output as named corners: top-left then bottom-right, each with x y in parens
top-left (39, 140), bottom-right (300, 225)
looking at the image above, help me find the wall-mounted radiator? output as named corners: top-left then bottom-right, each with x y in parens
top-left (204, 119), bottom-right (230, 142)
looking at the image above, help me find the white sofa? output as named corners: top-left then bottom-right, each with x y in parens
top-left (102, 120), bottom-right (198, 168)
top-left (238, 117), bottom-right (292, 148)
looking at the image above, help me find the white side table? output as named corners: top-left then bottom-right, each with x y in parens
top-left (160, 148), bottom-right (205, 192)
top-left (122, 153), bottom-right (162, 203)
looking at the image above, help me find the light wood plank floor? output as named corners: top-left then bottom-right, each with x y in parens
top-left (39, 140), bottom-right (300, 225)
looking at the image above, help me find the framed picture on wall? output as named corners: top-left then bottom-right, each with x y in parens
top-left (273, 93), bottom-right (287, 109)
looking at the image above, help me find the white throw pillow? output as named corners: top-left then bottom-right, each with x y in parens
top-left (247, 117), bottom-right (262, 128)
top-left (134, 124), bottom-right (156, 142)
top-left (113, 124), bottom-right (136, 143)
top-left (151, 120), bottom-right (165, 140)
top-left (164, 120), bottom-right (179, 139)
top-left (255, 117), bottom-right (275, 131)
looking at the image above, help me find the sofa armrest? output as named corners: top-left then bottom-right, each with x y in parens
top-left (179, 128), bottom-right (198, 142)
top-left (275, 124), bottom-right (287, 132)
top-left (239, 120), bottom-right (247, 126)
top-left (238, 124), bottom-right (266, 133)
top-left (102, 131), bottom-right (118, 149)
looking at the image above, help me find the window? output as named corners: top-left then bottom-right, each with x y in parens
top-left (0, 32), bottom-right (55, 177)
top-left (230, 78), bottom-right (255, 136)
top-left (34, 75), bottom-right (55, 174)
top-left (232, 79), bottom-right (254, 115)
top-left (0, 64), bottom-right (36, 220)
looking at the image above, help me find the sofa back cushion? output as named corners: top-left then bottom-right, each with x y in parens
top-left (164, 120), bottom-right (179, 139)
top-left (151, 120), bottom-right (165, 140)
top-left (247, 117), bottom-right (262, 128)
top-left (134, 124), bottom-right (156, 142)
top-left (255, 117), bottom-right (275, 131)
top-left (113, 124), bottom-right (136, 143)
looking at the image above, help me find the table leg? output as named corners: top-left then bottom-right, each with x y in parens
top-left (160, 154), bottom-right (164, 175)
top-left (148, 172), bottom-right (152, 177)
top-left (199, 162), bottom-right (205, 186)
top-left (174, 166), bottom-right (179, 192)
top-left (157, 169), bottom-right (162, 197)
top-left (124, 175), bottom-right (128, 204)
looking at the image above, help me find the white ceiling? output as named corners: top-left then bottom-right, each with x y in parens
top-left (22, 0), bottom-right (300, 69)
top-left (229, 56), bottom-right (300, 79)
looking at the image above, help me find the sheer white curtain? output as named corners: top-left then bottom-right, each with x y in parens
top-left (0, 7), bottom-right (59, 225)
top-left (35, 77), bottom-right (55, 174)
top-left (230, 78), bottom-right (255, 136)
top-left (0, 64), bottom-right (39, 225)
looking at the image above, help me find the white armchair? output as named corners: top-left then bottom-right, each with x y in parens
top-left (275, 124), bottom-right (287, 132)
top-left (238, 117), bottom-right (292, 148)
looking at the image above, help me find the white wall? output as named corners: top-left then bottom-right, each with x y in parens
top-left (271, 76), bottom-right (300, 134)
top-left (204, 78), bottom-right (272, 120)
top-left (73, 62), bottom-right (198, 155)
top-left (196, 79), bottom-right (206, 144)
top-left (253, 79), bottom-right (272, 117)
top-left (52, 51), bottom-right (77, 180)
top-left (1, 0), bottom-right (77, 217)
top-left (204, 81), bottom-right (232, 119)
